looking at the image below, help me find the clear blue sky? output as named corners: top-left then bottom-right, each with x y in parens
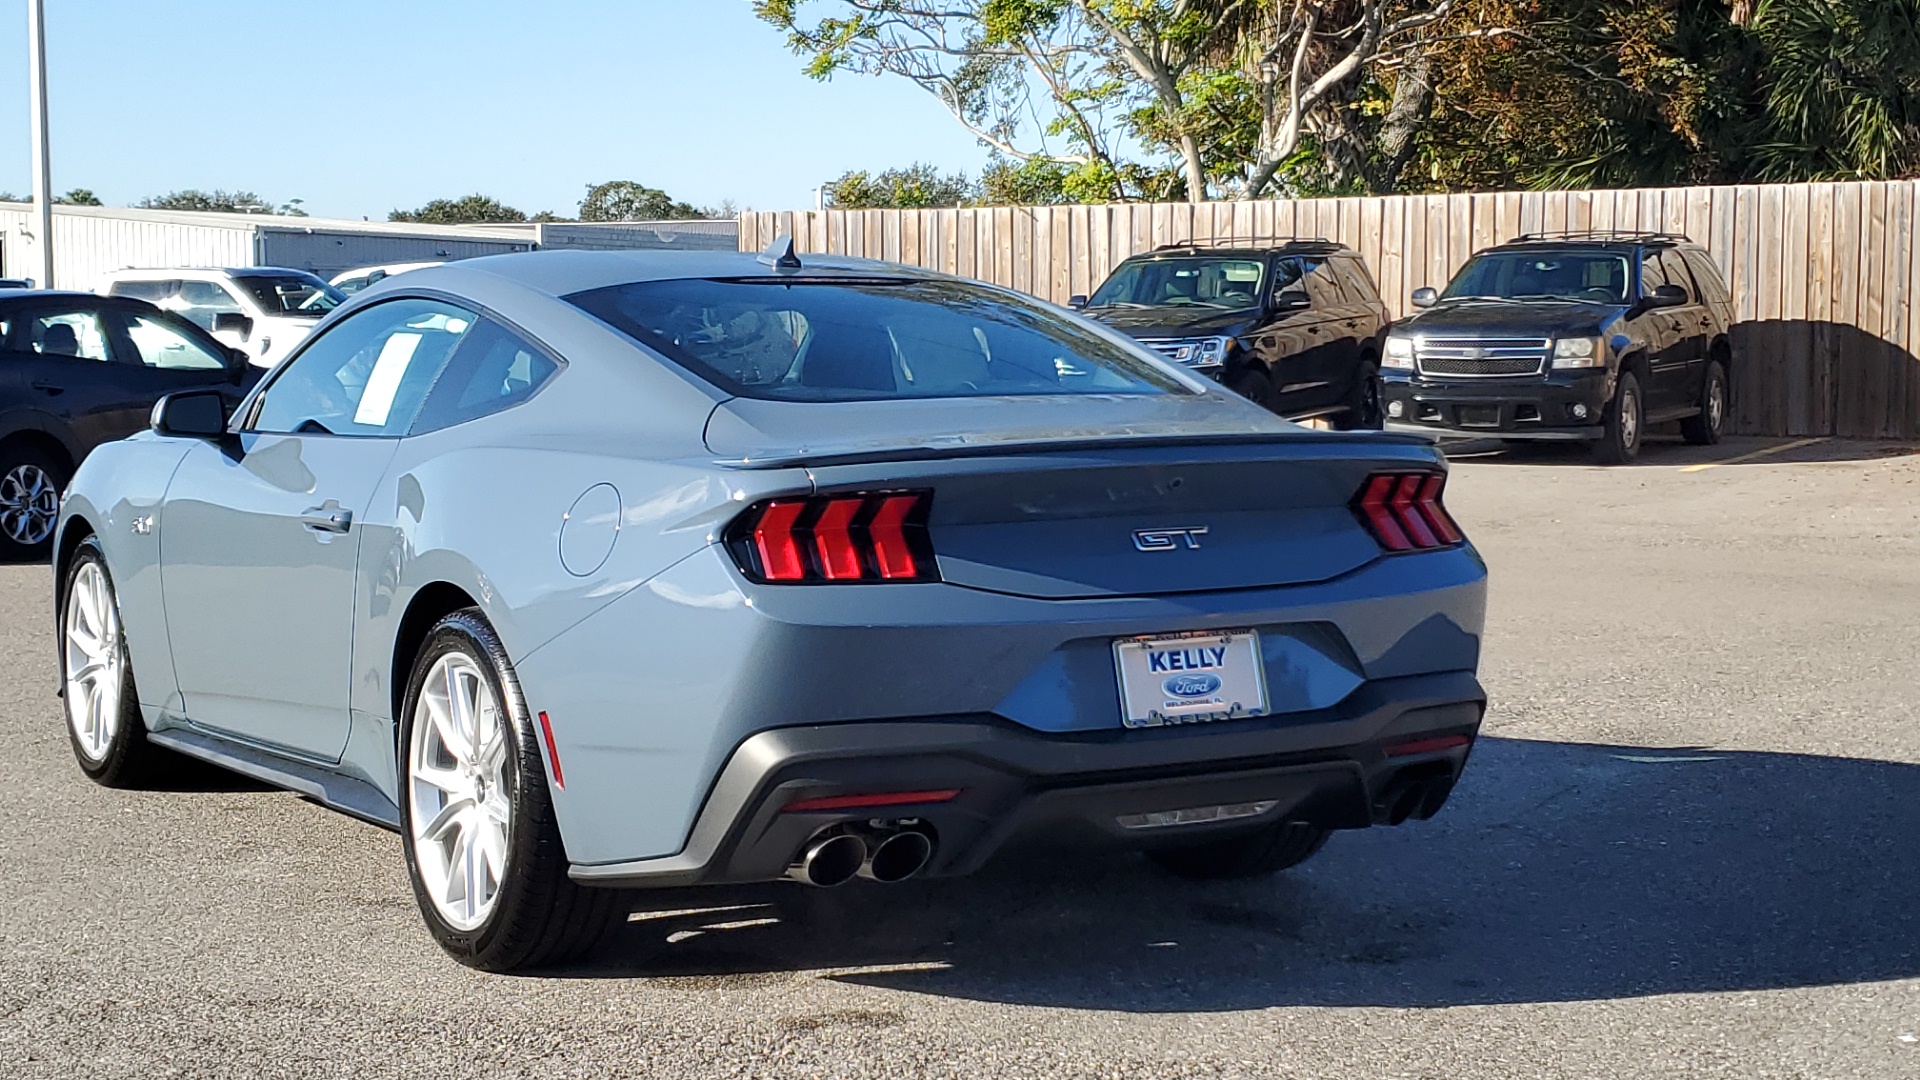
top-left (0, 1), bottom-right (989, 219)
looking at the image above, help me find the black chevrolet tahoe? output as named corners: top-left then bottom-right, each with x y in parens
top-left (1383, 232), bottom-right (1735, 463)
top-left (1074, 241), bottom-right (1388, 429)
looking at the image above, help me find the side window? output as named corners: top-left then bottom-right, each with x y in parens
top-left (411, 317), bottom-right (561, 435)
top-left (1338, 257), bottom-right (1382, 305)
top-left (1640, 254), bottom-right (1670, 297)
top-left (109, 280), bottom-right (174, 304)
top-left (1300, 256), bottom-right (1346, 306)
top-left (248, 298), bottom-right (476, 437)
top-left (116, 312), bottom-right (230, 371)
top-left (1658, 250), bottom-right (1697, 302)
top-left (1683, 249), bottom-right (1730, 308)
top-left (1272, 257), bottom-right (1309, 303)
top-left (24, 311), bottom-right (112, 362)
top-left (175, 281), bottom-right (246, 332)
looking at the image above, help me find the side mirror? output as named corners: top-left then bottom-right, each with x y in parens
top-left (212, 312), bottom-right (254, 341)
top-left (1646, 284), bottom-right (1689, 309)
top-left (1272, 291), bottom-right (1311, 313)
top-left (1068, 294), bottom-right (1089, 309)
top-left (1411, 287), bottom-right (1439, 309)
top-left (151, 391), bottom-right (229, 439)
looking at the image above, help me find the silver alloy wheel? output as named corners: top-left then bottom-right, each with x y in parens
top-left (408, 651), bottom-right (514, 932)
top-left (64, 561), bottom-right (123, 764)
top-left (0, 463), bottom-right (59, 547)
top-left (1620, 385), bottom-right (1641, 448)
top-left (1707, 374), bottom-right (1725, 433)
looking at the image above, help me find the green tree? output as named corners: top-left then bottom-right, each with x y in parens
top-left (56, 188), bottom-right (101, 206)
top-left (1749, 0), bottom-right (1920, 180)
top-left (578, 180), bottom-right (711, 221)
top-left (139, 189), bottom-right (278, 214)
top-left (390, 194), bottom-right (528, 224)
top-left (824, 163), bottom-right (975, 208)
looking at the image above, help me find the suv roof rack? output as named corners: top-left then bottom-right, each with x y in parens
top-left (1151, 236), bottom-right (1338, 253)
top-left (1511, 230), bottom-right (1692, 245)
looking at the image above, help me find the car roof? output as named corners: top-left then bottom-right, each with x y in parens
top-left (104, 266), bottom-right (314, 279)
top-left (385, 248), bottom-right (952, 301)
top-left (1124, 240), bottom-right (1352, 259)
top-left (1487, 232), bottom-right (1700, 254)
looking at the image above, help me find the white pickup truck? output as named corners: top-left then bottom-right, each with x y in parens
top-left (101, 267), bottom-right (345, 368)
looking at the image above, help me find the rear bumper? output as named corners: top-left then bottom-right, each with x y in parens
top-left (569, 669), bottom-right (1484, 888)
top-left (1383, 371), bottom-right (1613, 439)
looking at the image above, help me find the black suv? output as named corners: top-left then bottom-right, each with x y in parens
top-left (1074, 241), bottom-right (1389, 428)
top-left (0, 290), bottom-right (251, 559)
top-left (1383, 232), bottom-right (1734, 463)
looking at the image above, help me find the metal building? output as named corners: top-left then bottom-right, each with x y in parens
top-left (0, 203), bottom-right (740, 292)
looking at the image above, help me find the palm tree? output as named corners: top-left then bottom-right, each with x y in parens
top-left (1751, 0), bottom-right (1920, 180)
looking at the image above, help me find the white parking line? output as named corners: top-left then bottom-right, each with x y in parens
top-left (1680, 437), bottom-right (1829, 473)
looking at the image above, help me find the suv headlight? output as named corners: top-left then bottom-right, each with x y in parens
top-left (1552, 337), bottom-right (1606, 368)
top-left (1383, 335), bottom-right (1415, 370)
top-left (1190, 337), bottom-right (1230, 368)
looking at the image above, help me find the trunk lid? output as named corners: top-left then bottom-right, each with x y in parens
top-left (709, 395), bottom-right (1442, 599)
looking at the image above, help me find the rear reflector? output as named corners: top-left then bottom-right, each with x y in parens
top-left (1353, 471), bottom-right (1464, 554)
top-left (728, 491), bottom-right (938, 585)
top-left (782, 789), bottom-right (962, 814)
top-left (536, 711), bottom-right (565, 790)
top-left (1384, 735), bottom-right (1472, 758)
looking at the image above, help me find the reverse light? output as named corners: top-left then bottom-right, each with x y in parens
top-left (1383, 335), bottom-right (1415, 370)
top-left (1353, 471), bottom-right (1465, 553)
top-left (728, 491), bottom-right (938, 585)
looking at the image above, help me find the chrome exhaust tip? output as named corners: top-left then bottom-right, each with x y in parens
top-left (787, 832), bottom-right (866, 887)
top-left (858, 830), bottom-right (934, 883)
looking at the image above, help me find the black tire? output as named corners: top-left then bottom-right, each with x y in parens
top-left (1226, 366), bottom-right (1278, 412)
top-left (398, 609), bottom-right (625, 972)
top-left (1681, 360), bottom-right (1728, 446)
top-left (1594, 370), bottom-right (1644, 465)
top-left (0, 442), bottom-right (70, 561)
top-left (1146, 822), bottom-right (1331, 880)
top-left (61, 537), bottom-right (168, 787)
top-left (1333, 361), bottom-right (1385, 431)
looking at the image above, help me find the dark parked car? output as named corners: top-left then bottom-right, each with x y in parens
top-left (0, 291), bottom-right (250, 559)
top-left (1382, 232), bottom-right (1735, 463)
top-left (1074, 241), bottom-right (1389, 429)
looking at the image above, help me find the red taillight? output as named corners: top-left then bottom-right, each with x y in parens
top-left (729, 491), bottom-right (938, 585)
top-left (782, 789), bottom-right (962, 814)
top-left (752, 500), bottom-right (809, 581)
top-left (1353, 471), bottom-right (1464, 554)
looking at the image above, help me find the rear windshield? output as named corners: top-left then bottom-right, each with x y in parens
top-left (567, 277), bottom-right (1189, 402)
top-left (233, 273), bottom-right (345, 317)
top-left (1444, 250), bottom-right (1631, 304)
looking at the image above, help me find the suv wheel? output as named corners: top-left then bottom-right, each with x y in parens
top-left (1147, 822), bottom-right (1331, 880)
top-left (0, 443), bottom-right (69, 561)
top-left (400, 609), bottom-right (624, 972)
top-left (1333, 361), bottom-right (1384, 431)
top-left (1681, 361), bottom-right (1727, 446)
top-left (1595, 370), bottom-right (1644, 465)
top-left (1227, 367), bottom-right (1277, 412)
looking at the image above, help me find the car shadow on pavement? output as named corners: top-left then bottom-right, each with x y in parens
top-left (1439, 434), bottom-right (1920, 468)
top-left (574, 736), bottom-right (1920, 1009)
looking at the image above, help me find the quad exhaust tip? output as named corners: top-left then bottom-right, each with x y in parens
top-left (859, 830), bottom-right (934, 883)
top-left (787, 833), bottom-right (866, 887)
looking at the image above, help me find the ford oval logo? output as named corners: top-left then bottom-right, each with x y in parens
top-left (1164, 673), bottom-right (1222, 698)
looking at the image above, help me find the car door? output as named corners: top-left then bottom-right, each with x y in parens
top-left (170, 279), bottom-right (255, 354)
top-left (98, 306), bottom-right (246, 434)
top-left (1636, 252), bottom-right (1692, 413)
top-left (159, 297), bottom-right (477, 761)
top-left (1278, 255), bottom-right (1351, 414)
top-left (7, 303), bottom-right (150, 452)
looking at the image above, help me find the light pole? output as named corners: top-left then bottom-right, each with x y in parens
top-left (26, 0), bottom-right (53, 288)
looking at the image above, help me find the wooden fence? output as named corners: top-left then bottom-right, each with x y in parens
top-left (744, 181), bottom-right (1920, 440)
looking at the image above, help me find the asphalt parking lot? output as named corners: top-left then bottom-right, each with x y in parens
top-left (2, 434), bottom-right (1917, 1079)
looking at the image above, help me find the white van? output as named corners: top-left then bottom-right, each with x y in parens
top-left (101, 267), bottom-right (346, 368)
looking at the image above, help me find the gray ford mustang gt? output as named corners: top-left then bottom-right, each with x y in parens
top-left (54, 244), bottom-right (1487, 971)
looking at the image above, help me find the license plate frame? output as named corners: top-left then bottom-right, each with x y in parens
top-left (1112, 629), bottom-right (1268, 729)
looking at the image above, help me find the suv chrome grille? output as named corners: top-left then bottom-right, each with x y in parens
top-left (1415, 337), bottom-right (1551, 378)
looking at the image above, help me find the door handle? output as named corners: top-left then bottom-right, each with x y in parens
top-left (30, 379), bottom-right (64, 395)
top-left (301, 501), bottom-right (353, 535)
